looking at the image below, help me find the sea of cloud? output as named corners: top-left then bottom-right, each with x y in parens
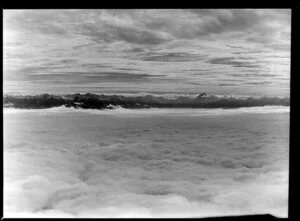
top-left (3, 108), bottom-right (289, 218)
top-left (3, 105), bottom-right (290, 116)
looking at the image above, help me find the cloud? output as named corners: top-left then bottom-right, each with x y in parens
top-left (83, 23), bottom-right (170, 45)
top-left (218, 83), bottom-right (237, 86)
top-left (83, 72), bottom-right (166, 81)
top-left (244, 81), bottom-right (273, 85)
top-left (5, 9), bottom-right (290, 47)
top-left (188, 9), bottom-right (262, 34)
top-left (124, 47), bottom-right (146, 53)
top-left (231, 50), bottom-right (267, 55)
top-left (21, 72), bottom-right (171, 85)
top-left (4, 108), bottom-right (289, 217)
top-left (4, 10), bottom-right (169, 46)
top-left (3, 10), bottom-right (73, 37)
top-left (80, 64), bottom-right (113, 69)
top-left (115, 67), bottom-right (142, 71)
top-left (138, 52), bottom-right (206, 62)
top-left (229, 73), bottom-right (279, 78)
top-left (182, 68), bottom-right (211, 72)
top-left (3, 9), bottom-right (291, 96)
top-left (207, 57), bottom-right (261, 68)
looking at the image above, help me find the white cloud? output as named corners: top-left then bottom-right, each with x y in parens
top-left (4, 109), bottom-right (289, 217)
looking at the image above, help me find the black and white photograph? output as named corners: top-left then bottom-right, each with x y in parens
top-left (3, 9), bottom-right (290, 218)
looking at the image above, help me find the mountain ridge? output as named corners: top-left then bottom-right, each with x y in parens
top-left (3, 93), bottom-right (290, 109)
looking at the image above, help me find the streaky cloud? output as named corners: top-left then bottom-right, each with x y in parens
top-left (207, 57), bottom-right (261, 69)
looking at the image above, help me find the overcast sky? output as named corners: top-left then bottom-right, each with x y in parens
top-left (3, 9), bottom-right (291, 96)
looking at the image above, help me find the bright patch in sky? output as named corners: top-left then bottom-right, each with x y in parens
top-left (3, 9), bottom-right (291, 96)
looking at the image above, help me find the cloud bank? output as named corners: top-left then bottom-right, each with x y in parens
top-left (4, 109), bottom-right (289, 217)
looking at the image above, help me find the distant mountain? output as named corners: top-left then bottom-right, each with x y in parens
top-left (3, 93), bottom-right (290, 109)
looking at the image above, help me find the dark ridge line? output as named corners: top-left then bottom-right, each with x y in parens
top-left (3, 93), bottom-right (290, 110)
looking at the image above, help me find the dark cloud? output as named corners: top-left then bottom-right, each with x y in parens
top-left (207, 57), bottom-right (261, 68)
top-left (4, 66), bottom-right (66, 81)
top-left (116, 67), bottom-right (142, 71)
top-left (248, 73), bottom-right (279, 77)
top-left (191, 73), bottom-right (213, 76)
top-left (83, 23), bottom-right (169, 45)
top-left (23, 72), bottom-right (169, 84)
top-left (5, 66), bottom-right (171, 84)
top-left (219, 78), bottom-right (244, 82)
top-left (188, 9), bottom-right (262, 35)
top-left (226, 45), bottom-right (248, 49)
top-left (27, 62), bottom-right (113, 70)
top-left (114, 27), bottom-right (167, 45)
top-left (273, 77), bottom-right (289, 81)
top-left (229, 73), bottom-right (279, 78)
top-left (80, 64), bottom-right (113, 68)
top-left (218, 83), bottom-right (237, 86)
top-left (187, 82), bottom-right (211, 86)
top-left (138, 52), bottom-right (206, 62)
top-left (232, 50), bottom-right (266, 55)
top-left (183, 68), bottom-right (211, 72)
top-left (84, 72), bottom-right (162, 81)
top-left (72, 43), bottom-right (98, 50)
top-left (244, 81), bottom-right (273, 85)
top-left (54, 59), bottom-right (77, 64)
top-left (124, 47), bottom-right (146, 53)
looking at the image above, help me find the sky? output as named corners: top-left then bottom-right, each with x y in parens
top-left (3, 9), bottom-right (291, 96)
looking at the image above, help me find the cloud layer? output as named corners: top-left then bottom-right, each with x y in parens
top-left (4, 108), bottom-right (289, 218)
top-left (3, 9), bottom-right (291, 96)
